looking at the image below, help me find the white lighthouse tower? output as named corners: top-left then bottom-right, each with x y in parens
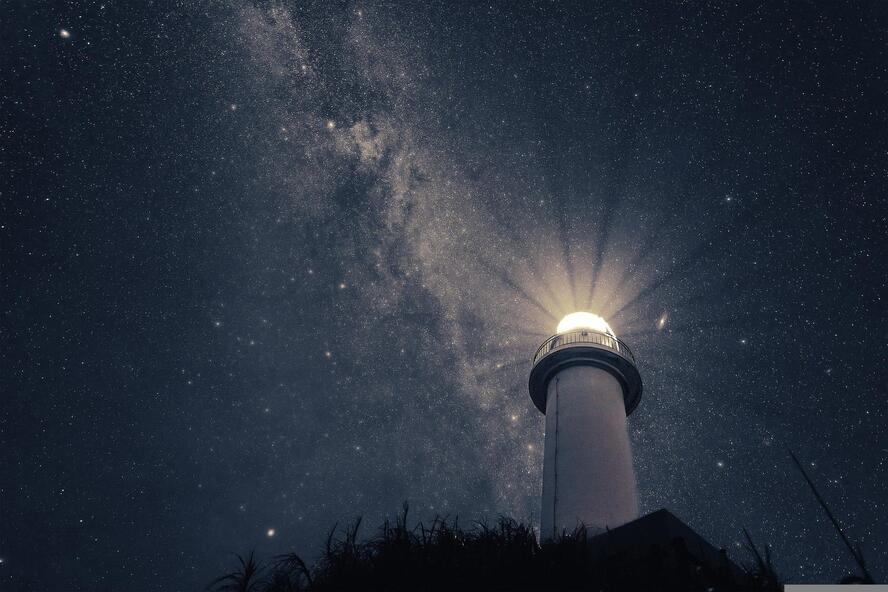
top-left (529, 312), bottom-right (643, 541)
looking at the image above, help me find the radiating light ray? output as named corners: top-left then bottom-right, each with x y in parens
top-left (556, 204), bottom-right (577, 311)
top-left (605, 237), bottom-right (717, 321)
top-left (583, 192), bottom-right (619, 309)
top-left (481, 210), bottom-right (567, 312)
top-left (601, 225), bottom-right (665, 311)
top-left (473, 254), bottom-right (561, 324)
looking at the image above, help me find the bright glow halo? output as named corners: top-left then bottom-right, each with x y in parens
top-left (556, 312), bottom-right (616, 337)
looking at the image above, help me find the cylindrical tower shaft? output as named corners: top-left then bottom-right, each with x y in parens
top-left (529, 314), bottom-right (643, 543)
top-left (539, 365), bottom-right (638, 539)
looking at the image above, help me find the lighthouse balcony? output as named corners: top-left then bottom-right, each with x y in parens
top-left (529, 329), bottom-right (642, 416)
top-left (532, 329), bottom-right (637, 366)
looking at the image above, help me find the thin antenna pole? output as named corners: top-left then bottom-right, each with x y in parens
top-left (788, 450), bottom-right (873, 583)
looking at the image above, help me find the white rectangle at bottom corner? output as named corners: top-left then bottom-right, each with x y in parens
top-left (785, 586), bottom-right (888, 591)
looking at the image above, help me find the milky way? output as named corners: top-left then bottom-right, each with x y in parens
top-left (4, 2), bottom-right (886, 590)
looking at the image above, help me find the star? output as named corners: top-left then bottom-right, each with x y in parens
top-left (266, 528), bottom-right (275, 538)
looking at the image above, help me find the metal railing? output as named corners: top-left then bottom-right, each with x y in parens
top-left (532, 329), bottom-right (636, 366)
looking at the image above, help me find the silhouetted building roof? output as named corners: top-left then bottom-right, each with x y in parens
top-left (587, 508), bottom-right (745, 582)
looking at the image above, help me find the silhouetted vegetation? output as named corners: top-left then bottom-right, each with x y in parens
top-left (209, 503), bottom-right (781, 592)
top-left (210, 451), bottom-right (881, 591)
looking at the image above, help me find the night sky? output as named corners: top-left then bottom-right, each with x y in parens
top-left (3, 1), bottom-right (887, 590)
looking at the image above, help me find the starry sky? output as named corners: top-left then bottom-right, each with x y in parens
top-left (3, 1), bottom-right (887, 590)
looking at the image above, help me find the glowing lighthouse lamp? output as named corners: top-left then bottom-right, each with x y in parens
top-left (529, 312), bottom-right (643, 540)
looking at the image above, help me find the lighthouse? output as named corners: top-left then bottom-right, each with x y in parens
top-left (529, 312), bottom-right (643, 541)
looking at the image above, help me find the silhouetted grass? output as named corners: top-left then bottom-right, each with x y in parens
top-left (210, 503), bottom-right (779, 591)
top-left (208, 551), bottom-right (266, 592)
top-left (211, 449), bottom-right (882, 591)
top-left (740, 528), bottom-right (780, 591)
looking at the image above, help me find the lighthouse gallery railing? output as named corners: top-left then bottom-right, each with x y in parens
top-left (532, 330), bottom-right (637, 366)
